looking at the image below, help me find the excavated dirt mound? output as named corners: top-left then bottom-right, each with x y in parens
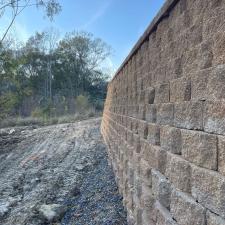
top-left (0, 118), bottom-right (127, 225)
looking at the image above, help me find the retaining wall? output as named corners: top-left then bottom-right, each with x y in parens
top-left (101, 0), bottom-right (225, 224)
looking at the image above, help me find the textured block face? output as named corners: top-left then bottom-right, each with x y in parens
top-left (147, 123), bottom-right (160, 145)
top-left (170, 190), bottom-right (206, 225)
top-left (140, 159), bottom-right (152, 187)
top-left (174, 101), bottom-right (203, 130)
top-left (192, 65), bottom-right (225, 101)
top-left (146, 104), bottom-right (157, 123)
top-left (160, 126), bottom-right (181, 154)
top-left (157, 103), bottom-right (174, 126)
top-left (138, 105), bottom-right (146, 120)
top-left (154, 202), bottom-right (178, 225)
top-left (170, 78), bottom-right (191, 102)
top-left (145, 88), bottom-right (155, 104)
top-left (152, 170), bottom-right (171, 209)
top-left (165, 153), bottom-right (191, 193)
top-left (181, 130), bottom-right (217, 170)
top-left (154, 83), bottom-right (170, 103)
top-left (191, 165), bottom-right (225, 218)
top-left (206, 211), bottom-right (225, 225)
top-left (138, 120), bottom-right (148, 139)
top-left (204, 101), bottom-right (225, 135)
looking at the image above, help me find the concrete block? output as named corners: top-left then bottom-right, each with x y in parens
top-left (165, 153), bottom-right (191, 193)
top-left (181, 129), bottom-right (217, 170)
top-left (147, 123), bottom-right (160, 145)
top-left (204, 100), bottom-right (225, 135)
top-left (142, 144), bottom-right (167, 174)
top-left (174, 101), bottom-right (203, 130)
top-left (146, 104), bottom-right (157, 123)
top-left (152, 169), bottom-right (171, 209)
top-left (140, 159), bottom-right (152, 187)
top-left (138, 105), bottom-right (146, 120)
top-left (192, 65), bottom-right (225, 101)
top-left (138, 120), bottom-right (148, 139)
top-left (191, 164), bottom-right (225, 218)
top-left (206, 210), bottom-right (225, 225)
top-left (154, 83), bottom-right (170, 103)
top-left (160, 126), bottom-right (181, 154)
top-left (154, 201), bottom-right (178, 225)
top-left (157, 103), bottom-right (174, 126)
top-left (145, 87), bottom-right (155, 104)
top-left (170, 77), bottom-right (191, 102)
top-left (171, 189), bottom-right (206, 225)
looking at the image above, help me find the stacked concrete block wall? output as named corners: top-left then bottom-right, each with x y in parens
top-left (101, 0), bottom-right (225, 224)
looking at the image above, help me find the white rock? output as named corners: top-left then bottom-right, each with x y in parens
top-left (0, 202), bottom-right (10, 217)
top-left (38, 204), bottom-right (66, 222)
top-left (9, 129), bottom-right (15, 134)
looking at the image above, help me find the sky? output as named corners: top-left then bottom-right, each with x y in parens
top-left (0, 0), bottom-right (165, 73)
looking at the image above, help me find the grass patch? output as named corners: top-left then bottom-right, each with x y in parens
top-left (0, 110), bottom-right (102, 129)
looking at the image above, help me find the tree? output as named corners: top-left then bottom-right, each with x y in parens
top-left (44, 27), bottom-right (60, 100)
top-left (55, 31), bottom-right (111, 96)
top-left (0, 30), bottom-right (110, 119)
top-left (0, 0), bottom-right (61, 43)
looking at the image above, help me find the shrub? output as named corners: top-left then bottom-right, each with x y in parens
top-left (75, 95), bottom-right (89, 112)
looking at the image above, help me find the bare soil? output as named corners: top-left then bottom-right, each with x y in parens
top-left (0, 118), bottom-right (127, 225)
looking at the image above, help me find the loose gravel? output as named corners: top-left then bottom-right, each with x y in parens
top-left (0, 118), bottom-right (127, 225)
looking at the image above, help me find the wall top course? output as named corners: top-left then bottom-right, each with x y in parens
top-left (112, 0), bottom-right (179, 82)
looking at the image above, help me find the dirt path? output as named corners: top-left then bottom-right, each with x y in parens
top-left (0, 118), bottom-right (127, 225)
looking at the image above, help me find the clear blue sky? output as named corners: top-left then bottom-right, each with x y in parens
top-left (1, 0), bottom-right (165, 72)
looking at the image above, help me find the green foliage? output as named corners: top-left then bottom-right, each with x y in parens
top-left (0, 92), bottom-right (20, 119)
top-left (31, 108), bottom-right (43, 118)
top-left (0, 31), bottom-right (109, 121)
top-left (75, 95), bottom-right (89, 112)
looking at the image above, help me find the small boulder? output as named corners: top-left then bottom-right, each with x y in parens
top-left (0, 202), bottom-right (9, 217)
top-left (38, 204), bottom-right (67, 222)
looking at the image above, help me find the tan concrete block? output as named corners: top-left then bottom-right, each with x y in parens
top-left (206, 211), bottom-right (225, 225)
top-left (145, 87), bottom-right (155, 104)
top-left (204, 100), bottom-right (225, 135)
top-left (138, 90), bottom-right (145, 104)
top-left (191, 165), bottom-right (225, 218)
top-left (147, 123), bottom-right (160, 146)
top-left (154, 83), bottom-right (170, 103)
top-left (171, 189), bottom-right (206, 225)
top-left (138, 120), bottom-right (148, 139)
top-left (142, 144), bottom-right (167, 174)
top-left (156, 103), bottom-right (174, 126)
top-left (133, 134), bottom-right (141, 153)
top-left (181, 129), bottom-right (217, 170)
top-left (140, 159), bottom-right (152, 187)
top-left (174, 101), bottom-right (203, 130)
top-left (152, 169), bottom-right (171, 209)
top-left (160, 126), bottom-right (181, 154)
top-left (213, 31), bottom-right (225, 65)
top-left (192, 65), bottom-right (225, 101)
top-left (165, 153), bottom-right (191, 193)
top-left (146, 104), bottom-right (157, 123)
top-left (142, 196), bottom-right (156, 225)
top-left (126, 129), bottom-right (133, 146)
top-left (154, 201), bottom-right (178, 225)
top-left (138, 105), bottom-right (146, 120)
top-left (170, 77), bottom-right (191, 102)
top-left (191, 69), bottom-right (209, 101)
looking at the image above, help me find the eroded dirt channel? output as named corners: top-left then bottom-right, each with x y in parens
top-left (0, 118), bottom-right (127, 225)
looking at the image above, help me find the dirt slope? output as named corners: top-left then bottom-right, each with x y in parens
top-left (0, 118), bottom-right (127, 225)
